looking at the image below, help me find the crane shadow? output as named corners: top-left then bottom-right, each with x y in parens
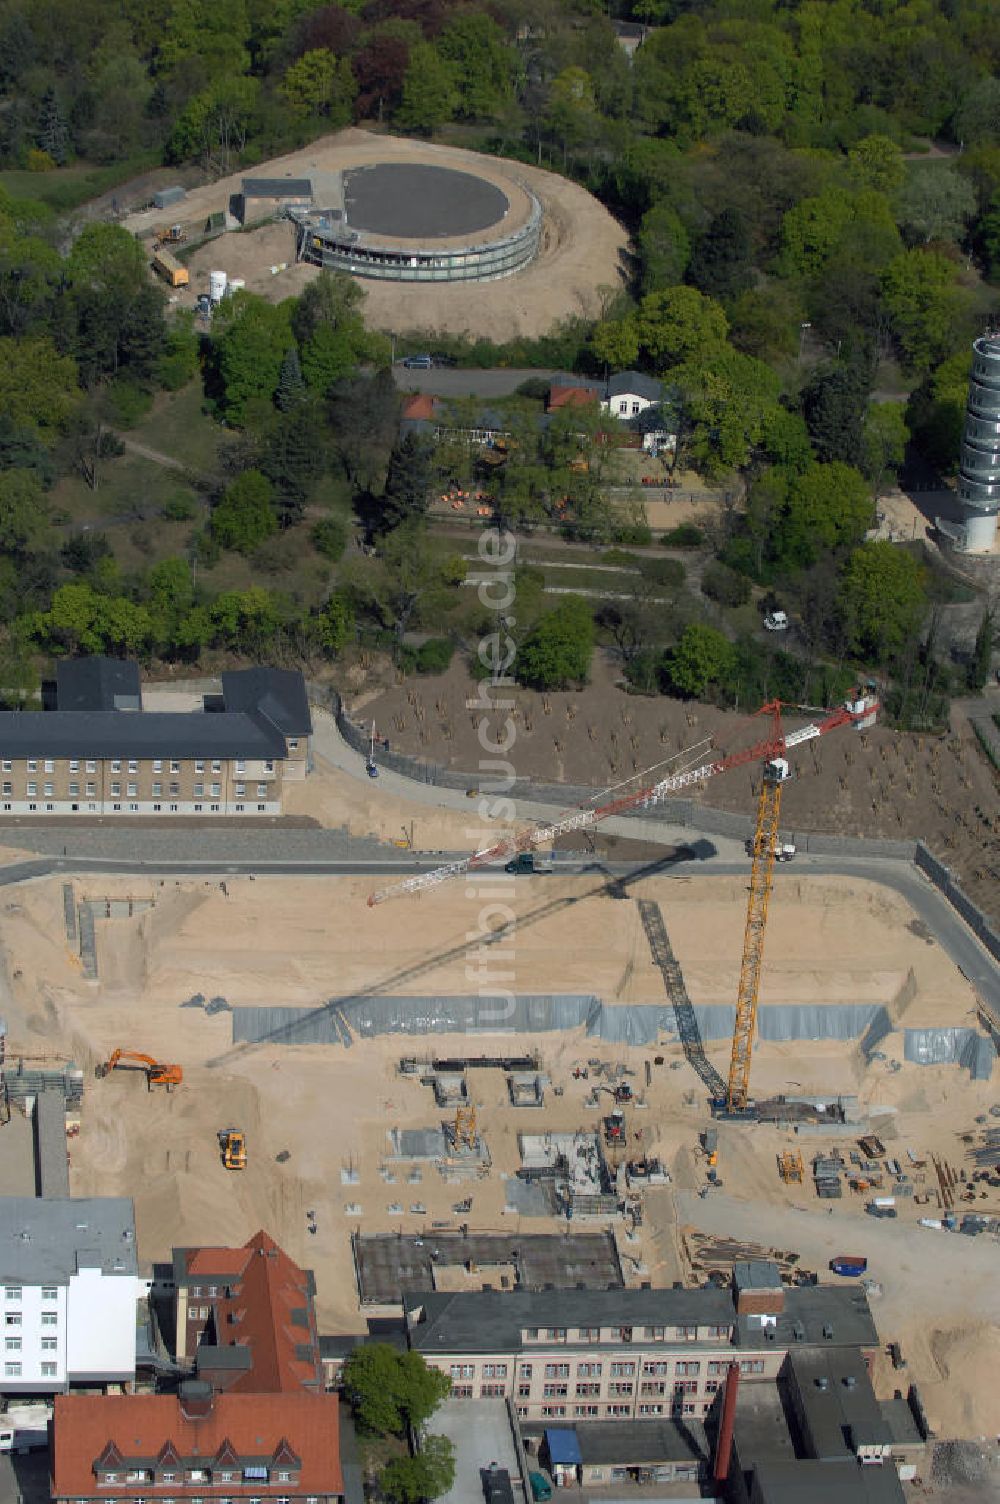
top-left (205, 842), bottom-right (717, 1068)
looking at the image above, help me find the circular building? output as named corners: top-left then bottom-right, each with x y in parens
top-left (954, 333), bottom-right (1000, 552)
top-left (292, 161), bottom-right (541, 284)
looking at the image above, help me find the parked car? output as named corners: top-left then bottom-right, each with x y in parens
top-left (402, 353), bottom-right (433, 369)
top-left (504, 852), bottom-right (554, 875)
top-left (764, 610), bottom-right (789, 631)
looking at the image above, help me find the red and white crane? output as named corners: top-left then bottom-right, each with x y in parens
top-left (366, 688), bottom-right (879, 907)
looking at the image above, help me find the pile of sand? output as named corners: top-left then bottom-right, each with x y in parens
top-left (925, 1326), bottom-right (1000, 1438)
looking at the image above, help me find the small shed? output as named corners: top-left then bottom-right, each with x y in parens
top-left (236, 177), bottom-right (313, 225)
top-left (543, 1429), bottom-right (582, 1487)
top-left (153, 185), bottom-right (186, 210)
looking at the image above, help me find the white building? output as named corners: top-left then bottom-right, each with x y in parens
top-left (0, 1198), bottom-right (140, 1394)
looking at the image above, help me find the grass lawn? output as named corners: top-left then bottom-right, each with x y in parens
top-left (0, 154), bottom-right (159, 213)
top-left (126, 381), bottom-right (223, 474)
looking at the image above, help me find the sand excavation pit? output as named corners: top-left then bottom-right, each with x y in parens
top-left (134, 129), bottom-right (627, 340)
top-left (1, 866), bottom-right (995, 1416)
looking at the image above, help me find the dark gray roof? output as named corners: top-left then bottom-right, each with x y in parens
top-left (222, 668), bottom-right (312, 737)
top-left (572, 1419), bottom-right (708, 1465)
top-left (735, 1260), bottom-right (783, 1292)
top-left (403, 1284), bottom-right (877, 1356)
top-left (0, 709), bottom-right (282, 760)
top-left (789, 1350), bottom-right (892, 1461)
top-left (56, 657), bottom-right (141, 712)
top-left (195, 1345), bottom-right (253, 1372)
top-left (242, 178), bottom-right (313, 198)
top-left (606, 370), bottom-right (663, 402)
top-left (751, 1460), bottom-right (906, 1504)
top-left (878, 1396), bottom-right (923, 1448)
top-left (0, 1196), bottom-right (137, 1282)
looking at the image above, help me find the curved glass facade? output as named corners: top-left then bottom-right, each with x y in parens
top-left (956, 334), bottom-right (1000, 551)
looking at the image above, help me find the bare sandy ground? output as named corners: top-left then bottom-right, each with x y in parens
top-left (1, 867), bottom-right (996, 1436)
top-left (132, 129), bottom-right (628, 341)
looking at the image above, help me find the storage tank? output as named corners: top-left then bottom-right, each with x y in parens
top-left (209, 269), bottom-right (228, 303)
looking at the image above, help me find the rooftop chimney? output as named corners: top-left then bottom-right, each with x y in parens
top-left (713, 1363), bottom-right (740, 1483)
top-left (178, 1380), bottom-right (214, 1421)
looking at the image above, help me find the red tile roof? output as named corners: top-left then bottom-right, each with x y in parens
top-left (547, 385), bottom-right (599, 411)
top-left (183, 1231), bottom-right (321, 1394)
top-left (402, 393), bottom-right (437, 421)
top-left (51, 1393), bottom-right (342, 1500)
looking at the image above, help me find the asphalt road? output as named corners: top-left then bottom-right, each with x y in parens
top-left (391, 365), bottom-right (559, 398)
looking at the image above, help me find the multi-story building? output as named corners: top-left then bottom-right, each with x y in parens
top-left (156, 1231), bottom-right (323, 1395)
top-left (402, 1262), bottom-right (879, 1425)
top-left (0, 1197), bottom-right (140, 1395)
top-left (0, 659), bottom-right (311, 818)
top-left (51, 1383), bottom-right (343, 1504)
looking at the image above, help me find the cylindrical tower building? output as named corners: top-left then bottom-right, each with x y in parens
top-left (955, 332), bottom-right (1000, 552)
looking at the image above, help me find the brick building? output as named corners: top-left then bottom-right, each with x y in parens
top-left (402, 1263), bottom-right (879, 1424)
top-left (50, 1385), bottom-right (343, 1504)
top-left (162, 1231), bottom-right (323, 1394)
top-left (0, 660), bottom-right (311, 817)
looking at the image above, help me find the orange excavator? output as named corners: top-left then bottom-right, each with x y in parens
top-left (96, 1049), bottom-right (183, 1091)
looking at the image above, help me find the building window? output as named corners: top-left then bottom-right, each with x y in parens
top-left (242, 1469), bottom-right (268, 1483)
top-left (128, 760), bottom-right (137, 774)
top-left (517, 1385), bottom-right (531, 1398)
top-left (482, 1364), bottom-right (508, 1379)
top-left (480, 1384), bottom-right (506, 1398)
top-left (212, 760), bottom-right (221, 774)
top-left (256, 784), bottom-right (267, 798)
top-left (676, 1325), bottom-right (697, 1341)
top-left (127, 783), bottom-right (137, 798)
top-left (648, 1326), bottom-right (666, 1341)
top-left (643, 1362), bottom-right (669, 1376)
top-left (41, 1312), bottom-right (57, 1326)
top-left (169, 783), bottom-right (180, 797)
top-left (235, 760), bottom-right (246, 774)
top-left (575, 1383), bottom-right (600, 1396)
top-left (235, 783), bottom-right (246, 798)
top-left (1, 760), bottom-right (9, 773)
top-left (86, 760), bottom-right (96, 774)
top-left (86, 783), bottom-right (96, 797)
top-left (210, 783), bottom-right (221, 798)
top-left (450, 1364), bottom-right (475, 1379)
top-left (287, 741), bottom-right (298, 752)
top-left (25, 783), bottom-right (35, 797)
top-left (169, 803), bottom-right (178, 812)
top-left (577, 1362), bottom-right (602, 1377)
top-left (610, 1362), bottom-right (635, 1377)
top-left (194, 761), bottom-right (205, 774)
top-left (609, 1382), bottom-right (633, 1397)
top-left (1, 784), bottom-right (9, 797)
top-left (5, 1338), bottom-right (20, 1351)
top-left (41, 1338), bottom-right (57, 1351)
top-left (740, 1359), bottom-right (765, 1375)
top-left (152, 760), bottom-right (162, 773)
top-left (161, 1475), bottom-right (175, 1485)
top-left (170, 760), bottom-right (180, 773)
top-left (43, 759), bottom-right (53, 773)
top-left (69, 759), bottom-right (79, 773)
top-left (211, 803), bottom-right (220, 812)
top-left (544, 1364), bottom-right (570, 1379)
top-left (43, 1291), bottom-right (60, 1308)
top-left (111, 759), bottom-right (121, 773)
top-left (193, 783), bottom-right (204, 798)
top-left (110, 782), bottom-right (121, 797)
top-left (26, 759), bottom-right (36, 772)
top-left (265, 759), bottom-right (275, 772)
top-left (68, 783), bottom-right (79, 798)
top-left (102, 1474), bottom-right (119, 1485)
top-left (675, 1361), bottom-right (700, 1377)
top-left (541, 1406), bottom-right (567, 1418)
top-left (4, 1362), bottom-right (20, 1376)
top-left (152, 783), bottom-right (162, 797)
top-left (5, 1313), bottom-right (21, 1326)
top-left (543, 1384), bottom-right (568, 1398)
top-left (641, 1382), bottom-right (665, 1396)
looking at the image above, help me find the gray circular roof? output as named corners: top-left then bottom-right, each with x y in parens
top-left (343, 163), bottom-right (510, 240)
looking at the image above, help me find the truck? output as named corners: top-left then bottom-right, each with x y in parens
top-left (763, 610), bottom-right (788, 631)
top-left (0, 1403), bottom-right (51, 1453)
top-left (829, 1255), bottom-right (868, 1277)
top-left (504, 852), bottom-right (554, 875)
top-left (152, 249), bottom-right (189, 289)
top-left (866, 1202), bottom-right (897, 1218)
top-left (745, 838), bottom-right (796, 862)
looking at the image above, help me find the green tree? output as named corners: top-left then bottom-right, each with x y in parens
top-left (212, 470), bottom-right (277, 552)
top-left (517, 596), bottom-right (594, 690)
top-left (293, 272), bottom-right (387, 393)
top-left (780, 188), bottom-right (856, 275)
top-left (395, 42), bottom-right (459, 133)
top-left (689, 209), bottom-right (753, 302)
top-left (847, 135), bottom-right (905, 195)
top-left (438, 12), bottom-right (514, 120)
top-left (905, 348), bottom-right (970, 471)
top-left (0, 469), bottom-right (47, 556)
top-left (342, 1345), bottom-right (451, 1438)
top-left (157, 312), bottom-right (200, 391)
top-left (672, 345), bottom-right (782, 477)
top-left (953, 76), bottom-right (1000, 148)
top-left (278, 48), bottom-right (355, 123)
top-left (802, 361), bottom-right (872, 468)
top-left (635, 286), bottom-right (728, 369)
top-left (36, 87), bottom-right (70, 165)
top-left (545, 66), bottom-right (599, 164)
top-left (896, 163), bottom-right (976, 245)
top-left (315, 591), bottom-right (353, 656)
top-left (67, 223), bottom-right (148, 298)
top-left (861, 401), bottom-right (908, 500)
top-left (0, 336), bottom-right (79, 434)
top-left (968, 606), bottom-right (995, 692)
top-left (210, 586), bottom-right (283, 657)
top-left (214, 292), bottom-right (292, 424)
top-left (381, 1436), bottom-right (455, 1504)
top-left (773, 461), bottom-right (873, 569)
top-left (264, 401), bottom-right (326, 525)
top-left (839, 542), bottom-right (927, 660)
top-left (637, 202), bottom-right (690, 294)
top-left (276, 346), bottom-right (306, 411)
top-left (378, 433), bottom-right (432, 535)
top-left (663, 623), bottom-right (736, 699)
top-left (880, 249), bottom-right (968, 372)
